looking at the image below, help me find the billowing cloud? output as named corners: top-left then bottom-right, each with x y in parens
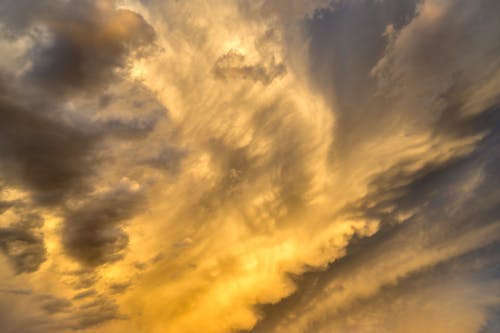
top-left (0, 0), bottom-right (499, 332)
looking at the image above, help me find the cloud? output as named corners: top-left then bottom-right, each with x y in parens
top-left (244, 1), bottom-right (500, 332)
top-left (0, 0), bottom-right (499, 332)
top-left (108, 282), bottom-right (131, 295)
top-left (0, 298), bottom-right (48, 333)
top-left (0, 84), bottom-right (99, 204)
top-left (247, 122), bottom-right (500, 332)
top-left (0, 206), bottom-right (46, 274)
top-left (0, 226), bottom-right (46, 274)
top-left (62, 180), bottom-right (145, 267)
top-left (0, 0), bottom-right (163, 328)
top-left (0, 0), bottom-right (156, 96)
top-left (0, 0), bottom-right (163, 277)
top-left (73, 289), bottom-right (98, 300)
top-left (213, 50), bottom-right (286, 84)
top-left (39, 295), bottom-right (72, 314)
top-left (71, 296), bottom-right (124, 330)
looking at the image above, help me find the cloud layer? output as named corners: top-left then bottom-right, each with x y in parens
top-left (0, 0), bottom-right (498, 332)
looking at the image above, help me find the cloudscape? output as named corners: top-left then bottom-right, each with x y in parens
top-left (0, 1), bottom-right (499, 332)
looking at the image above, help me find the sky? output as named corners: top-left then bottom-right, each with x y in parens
top-left (0, 0), bottom-right (499, 332)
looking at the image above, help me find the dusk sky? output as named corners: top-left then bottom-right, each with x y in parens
top-left (0, 1), bottom-right (499, 332)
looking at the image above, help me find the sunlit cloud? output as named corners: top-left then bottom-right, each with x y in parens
top-left (0, 0), bottom-right (499, 332)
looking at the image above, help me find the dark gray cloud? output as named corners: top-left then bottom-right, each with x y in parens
top-left (0, 226), bottom-right (46, 274)
top-left (69, 271), bottom-right (100, 290)
top-left (144, 145), bottom-right (187, 174)
top-left (0, 208), bottom-right (47, 274)
top-left (0, 0), bottom-right (163, 275)
top-left (0, 83), bottom-right (100, 205)
top-left (0, 200), bottom-right (15, 215)
top-left (214, 50), bottom-right (286, 84)
top-left (71, 296), bottom-right (124, 330)
top-left (73, 289), bottom-right (98, 300)
top-left (108, 282), bottom-right (131, 295)
top-left (0, 82), bottom-right (156, 205)
top-left (0, 0), bottom-right (160, 205)
top-left (0, 80), bottom-right (162, 206)
top-left (62, 185), bottom-right (145, 267)
top-left (0, 0), bottom-right (156, 96)
top-left (33, 292), bottom-right (123, 330)
top-left (39, 296), bottom-right (72, 314)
